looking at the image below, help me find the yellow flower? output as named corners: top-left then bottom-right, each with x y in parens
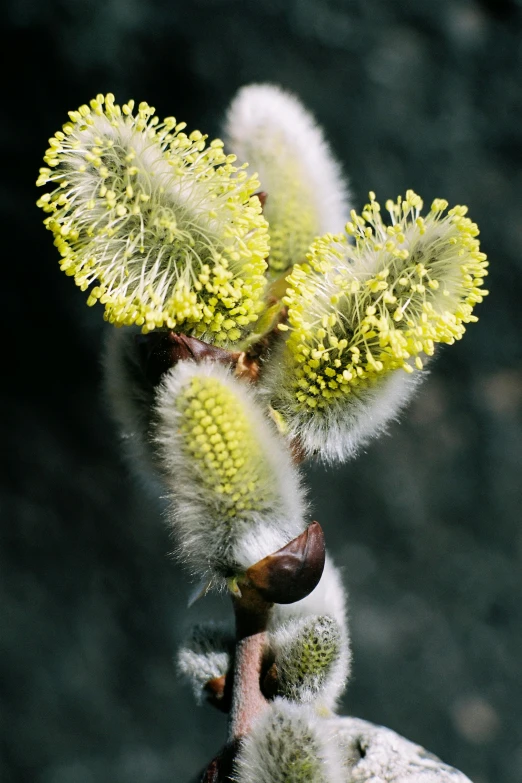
top-left (268, 191), bottom-right (488, 459)
top-left (37, 94), bottom-right (269, 345)
top-left (176, 373), bottom-right (266, 520)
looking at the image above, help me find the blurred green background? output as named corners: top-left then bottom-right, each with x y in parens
top-left (2, 1), bottom-right (522, 781)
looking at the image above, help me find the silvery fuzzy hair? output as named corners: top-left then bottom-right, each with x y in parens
top-left (224, 83), bottom-right (350, 276)
top-left (154, 361), bottom-right (308, 582)
top-left (269, 555), bottom-right (351, 711)
top-left (177, 622), bottom-right (233, 705)
top-left (233, 698), bottom-right (344, 783)
top-left (265, 352), bottom-right (425, 464)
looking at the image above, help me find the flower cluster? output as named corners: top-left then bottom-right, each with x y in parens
top-left (267, 190), bottom-right (488, 461)
top-left (37, 93), bottom-right (269, 344)
top-left (40, 85), bottom-right (487, 783)
top-left (178, 555), bottom-right (350, 712)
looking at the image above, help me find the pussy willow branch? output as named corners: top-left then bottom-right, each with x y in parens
top-left (169, 319), bottom-right (310, 782)
top-left (193, 344), bottom-right (273, 782)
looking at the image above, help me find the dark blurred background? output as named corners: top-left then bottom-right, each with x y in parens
top-left (2, 0), bottom-right (522, 781)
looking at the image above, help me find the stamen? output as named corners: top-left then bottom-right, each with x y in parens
top-left (37, 94), bottom-right (270, 345)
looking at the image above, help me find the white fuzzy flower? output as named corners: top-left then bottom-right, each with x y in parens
top-left (104, 326), bottom-right (161, 487)
top-left (224, 83), bottom-right (350, 276)
top-left (234, 698), bottom-right (344, 783)
top-left (332, 716), bottom-right (474, 782)
top-left (154, 361), bottom-right (307, 582)
top-left (177, 622), bottom-right (233, 704)
top-left (270, 615), bottom-right (349, 711)
top-left (270, 554), bottom-right (351, 711)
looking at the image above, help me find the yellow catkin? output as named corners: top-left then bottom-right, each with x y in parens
top-left (36, 94), bottom-right (269, 344)
top-left (176, 375), bottom-right (265, 519)
top-left (278, 190), bottom-right (489, 413)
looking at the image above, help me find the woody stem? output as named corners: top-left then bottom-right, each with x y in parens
top-left (228, 585), bottom-right (272, 742)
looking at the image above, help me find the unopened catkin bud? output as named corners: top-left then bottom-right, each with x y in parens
top-left (154, 361), bottom-right (307, 582)
top-left (177, 623), bottom-right (233, 705)
top-left (224, 83), bottom-right (350, 276)
top-left (269, 555), bottom-right (351, 711)
top-left (234, 699), bottom-right (344, 783)
top-left (270, 615), bottom-right (349, 711)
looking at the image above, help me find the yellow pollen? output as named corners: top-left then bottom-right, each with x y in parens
top-left (177, 376), bottom-right (265, 518)
top-left (37, 94), bottom-right (269, 345)
top-left (273, 190), bottom-right (488, 416)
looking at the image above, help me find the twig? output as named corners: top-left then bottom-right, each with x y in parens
top-left (229, 585), bottom-right (272, 741)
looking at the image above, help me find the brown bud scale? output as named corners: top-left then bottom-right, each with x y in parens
top-left (245, 521), bottom-right (325, 604)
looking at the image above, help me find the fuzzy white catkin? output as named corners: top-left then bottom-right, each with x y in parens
top-left (177, 622), bottom-right (233, 704)
top-left (154, 361), bottom-right (308, 581)
top-left (104, 326), bottom-right (161, 484)
top-left (270, 615), bottom-right (349, 712)
top-left (224, 83), bottom-right (350, 275)
top-left (234, 699), bottom-right (344, 783)
top-left (270, 555), bottom-right (351, 711)
top-left (265, 354), bottom-right (425, 464)
top-left (333, 717), bottom-right (474, 782)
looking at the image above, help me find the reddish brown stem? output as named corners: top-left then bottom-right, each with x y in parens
top-left (228, 585), bottom-right (272, 742)
top-left (197, 586), bottom-right (271, 782)
top-left (198, 520), bottom-right (326, 779)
